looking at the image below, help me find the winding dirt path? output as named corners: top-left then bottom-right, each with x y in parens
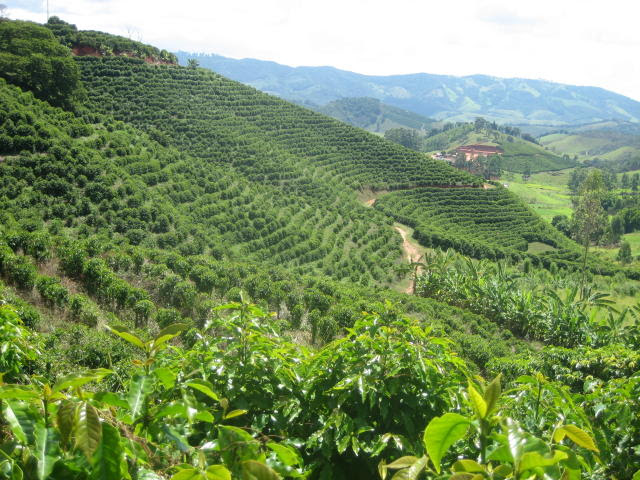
top-left (394, 225), bottom-right (425, 294)
top-left (395, 226), bottom-right (421, 263)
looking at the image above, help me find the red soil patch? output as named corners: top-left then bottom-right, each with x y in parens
top-left (71, 45), bottom-right (175, 65)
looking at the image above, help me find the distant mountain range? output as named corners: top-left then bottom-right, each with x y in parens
top-left (175, 52), bottom-right (640, 127)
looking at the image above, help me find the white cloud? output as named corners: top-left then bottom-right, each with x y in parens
top-left (8, 0), bottom-right (640, 101)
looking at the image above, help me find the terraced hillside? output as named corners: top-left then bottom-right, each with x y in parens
top-left (0, 78), bottom-right (403, 285)
top-left (76, 57), bottom-right (477, 194)
top-left (541, 127), bottom-right (640, 165)
top-left (375, 187), bottom-right (574, 260)
top-left (70, 56), bottom-right (594, 268)
top-left (0, 20), bottom-right (589, 276)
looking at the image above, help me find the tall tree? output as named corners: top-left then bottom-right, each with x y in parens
top-left (571, 170), bottom-right (608, 297)
top-left (621, 173), bottom-right (629, 189)
top-left (617, 241), bottom-right (632, 264)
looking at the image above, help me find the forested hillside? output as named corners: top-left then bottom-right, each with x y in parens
top-left (1, 18), bottom-right (640, 480)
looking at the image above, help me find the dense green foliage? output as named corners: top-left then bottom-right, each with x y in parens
top-left (415, 249), bottom-right (640, 348)
top-left (0, 79), bottom-right (406, 285)
top-left (0, 224), bottom-right (518, 371)
top-left (0, 20), bottom-right (83, 109)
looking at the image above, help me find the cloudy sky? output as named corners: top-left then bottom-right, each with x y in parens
top-left (9, 0), bottom-right (640, 101)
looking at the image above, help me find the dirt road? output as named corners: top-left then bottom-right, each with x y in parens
top-left (394, 225), bottom-right (425, 294)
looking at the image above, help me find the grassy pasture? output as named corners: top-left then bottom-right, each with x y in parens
top-left (503, 169), bottom-right (573, 222)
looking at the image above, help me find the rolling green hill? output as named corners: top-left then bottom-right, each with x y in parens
top-left (317, 97), bottom-right (436, 133)
top-left (424, 122), bottom-right (575, 173)
top-left (540, 125), bottom-right (640, 167)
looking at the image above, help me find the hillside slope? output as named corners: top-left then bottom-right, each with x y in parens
top-left (541, 124), bottom-right (640, 166)
top-left (0, 77), bottom-right (408, 285)
top-left (72, 55), bottom-right (590, 269)
top-left (176, 51), bottom-right (640, 126)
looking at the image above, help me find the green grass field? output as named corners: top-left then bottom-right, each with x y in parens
top-left (502, 169), bottom-right (574, 222)
top-left (594, 231), bottom-right (640, 262)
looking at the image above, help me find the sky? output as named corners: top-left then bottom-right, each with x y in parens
top-left (9, 0), bottom-right (640, 101)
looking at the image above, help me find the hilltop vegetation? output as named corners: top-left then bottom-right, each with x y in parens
top-left (2, 17), bottom-right (640, 480)
top-left (176, 51), bottom-right (640, 125)
top-left (317, 97), bottom-right (436, 133)
top-left (0, 19), bottom-right (83, 109)
top-left (45, 16), bottom-right (177, 64)
top-left (423, 119), bottom-right (575, 173)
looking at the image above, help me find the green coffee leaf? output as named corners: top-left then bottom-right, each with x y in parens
top-left (266, 442), bottom-right (302, 467)
top-left (107, 325), bottom-right (145, 350)
top-left (3, 401), bottom-right (37, 444)
top-left (449, 474), bottom-right (475, 480)
top-left (223, 409), bottom-right (246, 420)
top-left (385, 456), bottom-right (420, 469)
top-left (423, 413), bottom-right (471, 473)
top-left (205, 465), bottom-right (231, 480)
top-left (128, 374), bottom-right (152, 421)
top-left (389, 456), bottom-right (428, 479)
top-left (554, 425), bottom-right (599, 453)
top-left (56, 400), bottom-right (75, 447)
top-left (241, 460), bottom-right (280, 480)
top-left (519, 450), bottom-right (568, 471)
top-left (483, 375), bottom-right (501, 416)
top-left (0, 386), bottom-right (40, 400)
top-left (153, 367), bottom-right (177, 389)
top-left (90, 423), bottom-right (122, 480)
top-left (453, 459), bottom-right (484, 473)
top-left (152, 323), bottom-right (188, 351)
top-left (34, 424), bottom-right (60, 480)
top-left (493, 464), bottom-right (513, 478)
top-left (467, 383), bottom-right (487, 419)
top-left (75, 402), bottom-right (102, 459)
top-left (171, 468), bottom-right (204, 480)
top-left (186, 380), bottom-right (219, 402)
